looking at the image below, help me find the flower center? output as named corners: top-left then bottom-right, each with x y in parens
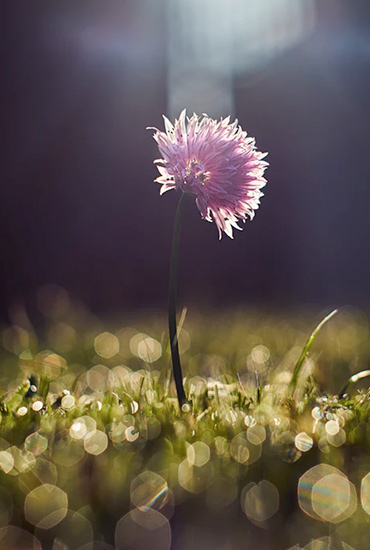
top-left (178, 159), bottom-right (210, 191)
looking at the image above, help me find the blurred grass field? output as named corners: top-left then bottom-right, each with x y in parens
top-left (0, 286), bottom-right (370, 549)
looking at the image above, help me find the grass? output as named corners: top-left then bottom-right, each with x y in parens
top-left (0, 299), bottom-right (370, 549)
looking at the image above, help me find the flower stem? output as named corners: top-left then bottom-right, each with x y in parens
top-left (168, 191), bottom-right (187, 408)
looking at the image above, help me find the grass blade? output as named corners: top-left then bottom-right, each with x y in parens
top-left (338, 369), bottom-right (370, 399)
top-left (289, 309), bottom-right (338, 394)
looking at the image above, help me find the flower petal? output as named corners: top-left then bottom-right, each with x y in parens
top-left (149, 111), bottom-right (268, 238)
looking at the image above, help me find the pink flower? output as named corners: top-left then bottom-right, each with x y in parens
top-left (148, 110), bottom-right (268, 239)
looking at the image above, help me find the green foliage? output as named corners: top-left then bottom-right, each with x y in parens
top-left (0, 302), bottom-right (370, 548)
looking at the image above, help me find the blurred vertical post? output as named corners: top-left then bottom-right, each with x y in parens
top-left (166, 0), bottom-right (234, 118)
top-left (165, 0), bottom-right (315, 118)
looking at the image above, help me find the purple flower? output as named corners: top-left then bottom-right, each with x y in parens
top-left (149, 110), bottom-right (268, 239)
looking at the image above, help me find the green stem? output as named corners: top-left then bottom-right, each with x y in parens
top-left (168, 192), bottom-right (187, 408)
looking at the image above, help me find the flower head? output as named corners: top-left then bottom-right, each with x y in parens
top-left (148, 110), bottom-right (268, 239)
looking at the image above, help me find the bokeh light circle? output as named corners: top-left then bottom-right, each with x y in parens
top-left (24, 433), bottom-right (48, 456)
top-left (230, 432), bottom-right (262, 465)
top-left (87, 365), bottom-right (110, 392)
top-left (7, 446), bottom-right (35, 476)
top-left (361, 472), bottom-right (370, 515)
top-left (295, 432), bottom-right (313, 453)
top-left (0, 451), bottom-right (14, 474)
top-left (178, 459), bottom-right (214, 494)
top-left (70, 416), bottom-right (97, 441)
top-left (31, 401), bottom-right (44, 412)
top-left (130, 334), bottom-right (162, 363)
top-left (115, 509), bottom-right (171, 550)
top-left (130, 471), bottom-right (169, 512)
top-left (298, 464), bottom-right (357, 523)
top-left (61, 394), bottom-right (75, 409)
top-left (0, 526), bottom-right (42, 549)
top-left (84, 430), bottom-right (108, 456)
top-left (18, 457), bottom-right (58, 495)
top-left (303, 537), bottom-right (331, 550)
top-left (35, 510), bottom-right (93, 549)
top-left (247, 424), bottom-right (266, 445)
top-left (312, 474), bottom-right (350, 521)
top-left (24, 484), bottom-right (68, 529)
top-left (186, 441), bottom-right (211, 467)
top-left (52, 438), bottom-right (85, 467)
top-left (241, 480), bottom-right (279, 522)
top-left (78, 543), bottom-right (115, 550)
top-left (325, 420), bottom-right (339, 436)
top-left (94, 331), bottom-right (120, 359)
top-left (327, 428), bottom-right (346, 447)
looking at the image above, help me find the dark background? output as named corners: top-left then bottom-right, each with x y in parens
top-left (1, 0), bottom-right (370, 321)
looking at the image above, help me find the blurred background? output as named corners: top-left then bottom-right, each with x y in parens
top-left (1, 0), bottom-right (370, 322)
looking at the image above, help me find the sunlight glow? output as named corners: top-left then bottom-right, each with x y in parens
top-left (167, 0), bottom-right (316, 116)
